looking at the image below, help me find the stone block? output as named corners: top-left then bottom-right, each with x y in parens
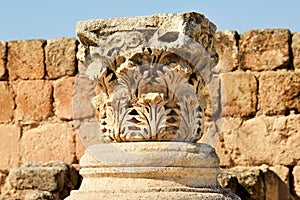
top-left (0, 125), bottom-right (21, 170)
top-left (218, 165), bottom-right (290, 200)
top-left (259, 71), bottom-right (300, 115)
top-left (218, 166), bottom-right (264, 200)
top-left (203, 75), bottom-right (221, 118)
top-left (72, 72), bottom-right (97, 120)
top-left (220, 72), bottom-right (257, 117)
top-left (293, 166), bottom-right (300, 198)
top-left (15, 80), bottom-right (53, 121)
top-left (268, 165), bottom-right (290, 200)
top-left (0, 41), bottom-right (7, 80)
top-left (53, 77), bottom-right (75, 120)
top-left (0, 82), bottom-right (14, 122)
top-left (8, 161), bottom-right (79, 198)
top-left (215, 114), bottom-right (300, 166)
top-left (45, 38), bottom-right (78, 79)
top-left (213, 30), bottom-right (239, 73)
top-left (21, 123), bottom-right (75, 163)
top-left (292, 32), bottom-right (300, 70)
top-left (239, 29), bottom-right (291, 71)
top-left (7, 40), bottom-right (45, 80)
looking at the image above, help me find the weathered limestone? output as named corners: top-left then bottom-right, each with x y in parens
top-left (221, 72), bottom-right (257, 117)
top-left (53, 77), bottom-right (75, 120)
top-left (214, 30), bottom-right (239, 73)
top-left (0, 125), bottom-right (21, 170)
top-left (15, 80), bottom-right (53, 121)
top-left (292, 32), bottom-right (300, 70)
top-left (21, 123), bottom-right (75, 163)
top-left (218, 165), bottom-right (290, 200)
top-left (68, 142), bottom-right (238, 199)
top-left (259, 71), bottom-right (300, 115)
top-left (0, 41), bottom-right (7, 79)
top-left (45, 38), bottom-right (78, 79)
top-left (268, 165), bottom-right (290, 200)
top-left (67, 12), bottom-right (240, 200)
top-left (7, 40), bottom-right (45, 80)
top-left (215, 114), bottom-right (300, 166)
top-left (0, 82), bottom-right (14, 123)
top-left (293, 166), bottom-right (300, 198)
top-left (239, 29), bottom-right (291, 71)
top-left (2, 161), bottom-right (79, 200)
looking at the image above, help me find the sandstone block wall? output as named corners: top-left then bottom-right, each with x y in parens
top-left (211, 29), bottom-right (300, 199)
top-left (0, 38), bottom-right (79, 172)
top-left (0, 29), bottom-right (299, 199)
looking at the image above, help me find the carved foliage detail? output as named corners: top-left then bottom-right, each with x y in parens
top-left (95, 50), bottom-right (204, 142)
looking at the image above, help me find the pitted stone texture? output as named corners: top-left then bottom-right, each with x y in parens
top-left (218, 166), bottom-right (264, 200)
top-left (215, 114), bottom-right (300, 166)
top-left (8, 161), bottom-right (79, 200)
top-left (239, 29), bottom-right (290, 71)
top-left (8, 161), bottom-right (79, 192)
top-left (214, 30), bottom-right (239, 73)
top-left (0, 125), bottom-right (21, 170)
top-left (24, 191), bottom-right (54, 200)
top-left (53, 77), bottom-right (75, 120)
top-left (0, 41), bottom-right (7, 79)
top-left (0, 82), bottom-right (14, 123)
top-left (221, 72), bottom-right (257, 117)
top-left (292, 32), bottom-right (300, 70)
top-left (21, 123), bottom-right (75, 163)
top-left (45, 38), bottom-right (78, 79)
top-left (7, 40), bottom-right (45, 80)
top-left (259, 71), bottom-right (300, 115)
top-left (15, 80), bottom-right (53, 121)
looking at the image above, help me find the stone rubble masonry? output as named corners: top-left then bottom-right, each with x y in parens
top-left (21, 123), bottom-right (76, 163)
top-left (215, 114), bottom-right (300, 166)
top-left (53, 76), bottom-right (75, 120)
top-left (45, 38), bottom-right (78, 79)
top-left (220, 72), bottom-right (257, 117)
top-left (214, 30), bottom-right (239, 73)
top-left (0, 125), bottom-right (21, 171)
top-left (258, 71), bottom-right (300, 115)
top-left (15, 80), bottom-right (53, 121)
top-left (0, 41), bottom-right (7, 80)
top-left (7, 40), bottom-right (46, 80)
top-left (293, 166), bottom-right (300, 198)
top-left (0, 82), bottom-right (14, 123)
top-left (239, 29), bottom-right (291, 71)
top-left (292, 32), bottom-right (300, 71)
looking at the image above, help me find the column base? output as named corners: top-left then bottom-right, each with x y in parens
top-left (66, 142), bottom-right (240, 200)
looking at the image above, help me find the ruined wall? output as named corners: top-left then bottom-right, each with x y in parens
top-left (0, 29), bottom-right (299, 199)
